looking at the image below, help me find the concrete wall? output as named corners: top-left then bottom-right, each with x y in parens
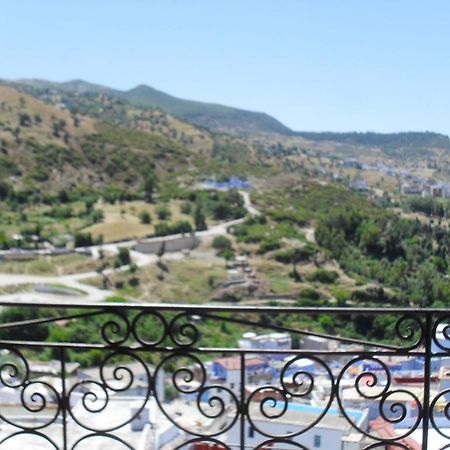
top-left (135, 235), bottom-right (200, 254)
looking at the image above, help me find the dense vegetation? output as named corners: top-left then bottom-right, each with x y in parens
top-left (295, 131), bottom-right (450, 153)
top-left (316, 209), bottom-right (450, 307)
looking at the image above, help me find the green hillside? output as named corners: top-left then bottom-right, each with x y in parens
top-left (0, 85), bottom-right (199, 192)
top-left (4, 79), bottom-right (293, 136)
top-left (121, 84), bottom-right (292, 136)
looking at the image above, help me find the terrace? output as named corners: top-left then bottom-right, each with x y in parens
top-left (0, 301), bottom-right (447, 449)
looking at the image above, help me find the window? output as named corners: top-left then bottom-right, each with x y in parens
top-left (314, 435), bottom-right (321, 448)
top-left (248, 426), bottom-right (255, 438)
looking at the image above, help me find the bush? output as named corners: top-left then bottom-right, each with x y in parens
top-left (295, 297), bottom-right (327, 307)
top-left (90, 209), bottom-right (104, 223)
top-left (156, 205), bottom-right (171, 220)
top-left (128, 277), bottom-right (140, 287)
top-left (307, 269), bottom-right (339, 284)
top-left (117, 247), bottom-right (131, 266)
top-left (274, 245), bottom-right (316, 264)
top-left (299, 287), bottom-right (321, 300)
top-left (154, 221), bottom-right (192, 236)
top-left (180, 202), bottom-right (192, 214)
top-left (212, 236), bottom-right (232, 253)
top-left (257, 238), bottom-right (281, 254)
top-left (45, 205), bottom-right (73, 219)
top-left (222, 248), bottom-right (235, 260)
top-left (139, 210), bottom-right (152, 224)
top-left (350, 286), bottom-right (389, 303)
top-left (171, 220), bottom-right (193, 234)
top-left (154, 223), bottom-right (170, 236)
top-left (270, 209), bottom-right (308, 226)
top-left (331, 287), bottom-right (350, 305)
top-left (74, 232), bottom-right (94, 247)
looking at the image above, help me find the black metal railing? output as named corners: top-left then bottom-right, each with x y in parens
top-left (0, 300), bottom-right (448, 449)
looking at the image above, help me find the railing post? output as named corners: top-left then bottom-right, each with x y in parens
top-left (240, 353), bottom-right (246, 450)
top-left (422, 312), bottom-right (432, 450)
top-left (60, 347), bottom-right (68, 450)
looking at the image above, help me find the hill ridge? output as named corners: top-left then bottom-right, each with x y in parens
top-left (3, 78), bottom-right (293, 136)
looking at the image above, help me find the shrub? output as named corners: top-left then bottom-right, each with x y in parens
top-left (154, 221), bottom-right (192, 236)
top-left (91, 209), bottom-right (104, 223)
top-left (156, 205), bottom-right (171, 220)
top-left (274, 245), bottom-right (316, 264)
top-left (257, 238), bottom-right (281, 254)
top-left (212, 236), bottom-right (232, 253)
top-left (74, 232), bottom-right (94, 247)
top-left (117, 247), bottom-right (131, 266)
top-left (180, 202), bottom-right (192, 214)
top-left (270, 209), bottom-right (308, 226)
top-left (331, 287), bottom-right (350, 305)
top-left (299, 287), bottom-right (321, 300)
top-left (171, 220), bottom-right (193, 234)
top-left (139, 210), bottom-right (152, 224)
top-left (307, 269), bottom-right (339, 284)
top-left (128, 277), bottom-right (140, 287)
top-left (45, 205), bottom-right (73, 219)
top-left (222, 248), bottom-right (235, 260)
top-left (154, 223), bottom-right (170, 236)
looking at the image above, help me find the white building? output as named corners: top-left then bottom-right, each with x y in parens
top-left (238, 332), bottom-right (292, 359)
top-left (222, 402), bottom-right (368, 450)
top-left (211, 356), bottom-right (270, 392)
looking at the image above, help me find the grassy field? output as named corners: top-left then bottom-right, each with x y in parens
top-left (249, 255), bottom-right (356, 300)
top-left (82, 199), bottom-right (194, 242)
top-left (86, 257), bottom-right (227, 302)
top-left (0, 283), bottom-right (35, 295)
top-left (0, 253), bottom-right (103, 276)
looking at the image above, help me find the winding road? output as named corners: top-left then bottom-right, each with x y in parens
top-left (0, 191), bottom-right (260, 304)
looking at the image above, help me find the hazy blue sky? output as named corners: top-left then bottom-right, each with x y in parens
top-left (2, 1), bottom-right (450, 134)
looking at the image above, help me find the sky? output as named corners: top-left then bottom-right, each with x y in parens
top-left (1, 1), bottom-right (450, 134)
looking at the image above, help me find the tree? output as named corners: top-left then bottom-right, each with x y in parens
top-left (194, 205), bottom-right (207, 231)
top-left (143, 171), bottom-right (158, 203)
top-left (359, 222), bottom-right (382, 255)
top-left (157, 241), bottom-right (166, 261)
top-left (0, 181), bottom-right (11, 201)
top-left (290, 248), bottom-right (304, 282)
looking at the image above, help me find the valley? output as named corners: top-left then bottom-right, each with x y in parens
top-left (0, 78), bottom-right (450, 353)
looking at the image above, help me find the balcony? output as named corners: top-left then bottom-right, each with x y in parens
top-left (0, 300), bottom-right (447, 449)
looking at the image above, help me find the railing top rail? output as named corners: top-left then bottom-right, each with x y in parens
top-left (0, 299), bottom-right (447, 314)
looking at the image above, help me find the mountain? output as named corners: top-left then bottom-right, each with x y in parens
top-left (4, 78), bottom-right (450, 167)
top-left (4, 79), bottom-right (293, 137)
top-left (120, 84), bottom-right (292, 136)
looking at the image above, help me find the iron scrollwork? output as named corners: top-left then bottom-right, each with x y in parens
top-left (0, 303), bottom-right (445, 449)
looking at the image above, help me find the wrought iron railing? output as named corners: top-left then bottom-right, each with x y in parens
top-left (0, 300), bottom-right (448, 449)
